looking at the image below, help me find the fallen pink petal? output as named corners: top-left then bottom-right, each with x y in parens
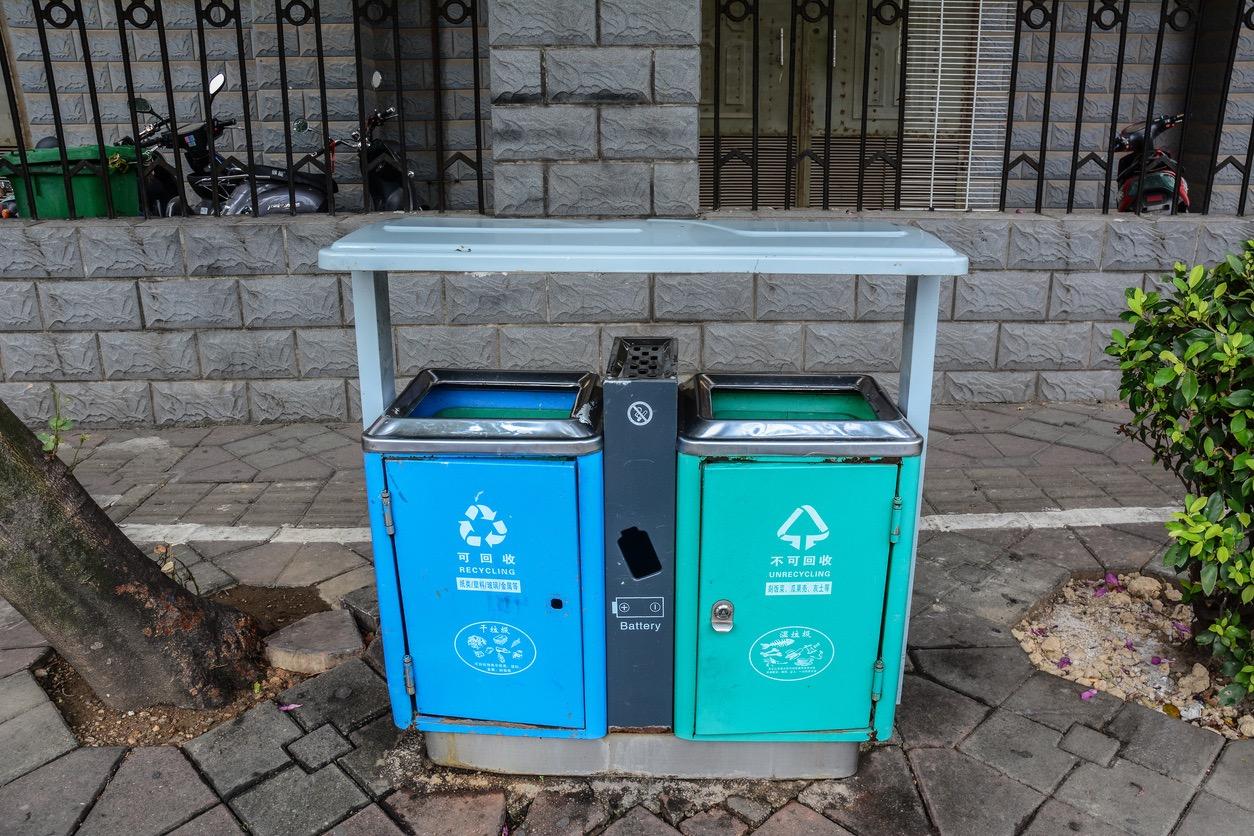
top-left (1150, 656), bottom-right (1163, 665)
top-left (1080, 688), bottom-right (1098, 701)
top-left (1105, 572), bottom-right (1120, 588)
top-left (1172, 622), bottom-right (1191, 637)
top-left (1124, 640), bottom-right (1136, 651)
top-left (1057, 656), bottom-right (1071, 669)
top-left (278, 703), bottom-right (302, 712)
top-left (1093, 586), bottom-right (1108, 598)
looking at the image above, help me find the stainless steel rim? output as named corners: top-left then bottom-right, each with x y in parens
top-left (678, 373), bottom-right (923, 457)
top-left (362, 368), bottom-right (602, 455)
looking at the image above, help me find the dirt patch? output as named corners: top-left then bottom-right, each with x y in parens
top-left (37, 584), bottom-right (331, 747)
top-left (211, 583), bottom-right (331, 633)
top-left (1016, 573), bottom-right (1253, 740)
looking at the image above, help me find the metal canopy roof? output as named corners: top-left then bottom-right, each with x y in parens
top-left (318, 217), bottom-right (969, 275)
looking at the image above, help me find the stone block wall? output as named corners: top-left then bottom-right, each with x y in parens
top-left (0, 212), bottom-right (1248, 426)
top-left (487, 0), bottom-right (701, 216)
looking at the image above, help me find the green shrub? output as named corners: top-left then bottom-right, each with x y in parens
top-left (1107, 246), bottom-right (1254, 704)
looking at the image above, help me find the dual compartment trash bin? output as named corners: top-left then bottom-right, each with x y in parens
top-left (365, 363), bottom-right (921, 744)
top-left (362, 369), bottom-right (607, 739)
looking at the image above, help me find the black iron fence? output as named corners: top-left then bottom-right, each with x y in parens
top-left (700, 0), bottom-right (1254, 215)
top-left (0, 0), bottom-right (489, 219)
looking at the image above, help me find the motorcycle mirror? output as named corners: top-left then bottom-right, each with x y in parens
top-left (293, 118), bottom-right (310, 134)
top-left (208, 73), bottom-right (226, 99)
top-left (370, 70), bottom-right (383, 91)
top-left (130, 97), bottom-right (154, 115)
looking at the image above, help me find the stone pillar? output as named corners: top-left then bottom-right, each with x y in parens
top-left (487, 0), bottom-right (701, 217)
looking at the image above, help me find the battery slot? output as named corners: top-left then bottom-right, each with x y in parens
top-left (618, 527), bottom-right (663, 579)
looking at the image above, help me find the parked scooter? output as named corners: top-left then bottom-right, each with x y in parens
top-left (1113, 113), bottom-right (1190, 213)
top-left (127, 72), bottom-right (334, 215)
top-left (294, 70), bottom-right (426, 211)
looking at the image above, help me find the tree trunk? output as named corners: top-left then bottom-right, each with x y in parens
top-left (0, 398), bottom-right (262, 711)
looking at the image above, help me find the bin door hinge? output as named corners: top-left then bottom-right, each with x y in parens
top-left (888, 495), bottom-right (904, 544)
top-left (870, 659), bottom-right (885, 702)
top-left (402, 654), bottom-right (415, 696)
top-left (381, 490), bottom-right (395, 536)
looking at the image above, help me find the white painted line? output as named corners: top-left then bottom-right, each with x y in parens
top-left (119, 505), bottom-right (1177, 545)
top-left (272, 526), bottom-right (372, 544)
top-left (920, 505), bottom-right (1177, 533)
top-left (120, 523), bottom-right (280, 544)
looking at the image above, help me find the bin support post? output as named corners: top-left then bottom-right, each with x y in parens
top-left (897, 274), bottom-right (942, 694)
top-left (351, 270), bottom-right (395, 428)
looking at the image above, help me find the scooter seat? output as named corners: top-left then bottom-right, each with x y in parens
top-left (243, 164), bottom-right (339, 193)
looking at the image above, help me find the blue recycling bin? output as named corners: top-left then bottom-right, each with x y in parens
top-left (362, 369), bottom-right (607, 739)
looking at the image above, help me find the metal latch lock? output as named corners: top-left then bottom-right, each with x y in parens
top-left (711, 599), bottom-right (734, 633)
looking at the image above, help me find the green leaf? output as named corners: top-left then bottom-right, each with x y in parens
top-left (1227, 390), bottom-right (1254, 408)
top-left (1153, 366), bottom-right (1177, 387)
top-left (1181, 371), bottom-right (1199, 404)
top-left (1201, 562), bottom-right (1219, 596)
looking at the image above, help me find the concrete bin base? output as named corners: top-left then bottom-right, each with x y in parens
top-left (424, 732), bottom-right (859, 779)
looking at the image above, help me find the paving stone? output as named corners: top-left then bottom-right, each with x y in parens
top-left (1010, 527), bottom-right (1103, 573)
top-left (909, 748), bottom-right (1045, 836)
top-left (265, 610), bottom-right (364, 674)
top-left (363, 636), bottom-right (386, 677)
top-left (0, 702), bottom-right (78, 786)
top-left (1001, 671), bottom-right (1122, 733)
top-left (167, 805), bottom-right (247, 835)
top-left (911, 646), bottom-right (1034, 705)
top-left (318, 567), bottom-right (377, 612)
top-left (78, 747), bottom-right (217, 836)
top-left (280, 658), bottom-right (390, 734)
top-left (0, 671), bottom-right (48, 724)
top-left (958, 710), bottom-right (1077, 793)
top-left (0, 746), bottom-right (124, 836)
top-left (896, 675), bottom-right (988, 749)
top-left (799, 746), bottom-right (932, 835)
top-left (1201, 740), bottom-right (1254, 812)
top-left (752, 802), bottom-right (850, 836)
top-left (1175, 792), bottom-right (1253, 836)
top-left (1054, 759), bottom-right (1194, 836)
top-left (210, 543), bottom-right (299, 586)
top-left (276, 543), bottom-right (368, 586)
top-left (324, 804), bottom-right (405, 835)
top-left (342, 584), bottom-right (381, 632)
top-left (385, 790), bottom-right (507, 836)
top-left (1105, 701), bottom-right (1224, 785)
top-left (231, 765), bottom-right (368, 836)
top-left (0, 611), bottom-right (47, 651)
top-left (337, 714), bottom-right (405, 798)
top-left (182, 702), bottom-right (303, 797)
top-left (678, 807), bottom-right (746, 836)
top-left (289, 723), bottom-right (353, 770)
top-left (724, 796), bottom-right (771, 828)
top-left (1022, 799), bottom-right (1136, 836)
top-left (518, 790), bottom-right (609, 835)
top-left (1072, 526), bottom-right (1163, 572)
top-left (1058, 723), bottom-right (1119, 767)
top-left (906, 606), bottom-right (1018, 649)
top-left (0, 646), bottom-right (46, 678)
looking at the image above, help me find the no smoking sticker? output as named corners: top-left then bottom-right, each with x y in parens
top-left (627, 401), bottom-right (653, 426)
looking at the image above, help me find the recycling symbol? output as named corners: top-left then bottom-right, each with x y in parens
top-left (777, 505), bottom-right (830, 551)
top-left (459, 502), bottom-right (508, 547)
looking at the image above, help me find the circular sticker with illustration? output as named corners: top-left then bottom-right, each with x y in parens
top-left (454, 620), bottom-right (537, 676)
top-left (749, 625), bottom-right (834, 682)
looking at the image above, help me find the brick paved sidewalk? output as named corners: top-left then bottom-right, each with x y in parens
top-left (1, 402), bottom-right (1249, 836)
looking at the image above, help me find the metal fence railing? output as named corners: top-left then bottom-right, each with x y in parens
top-left (0, 0), bottom-right (489, 219)
top-left (700, 0), bottom-right (1254, 215)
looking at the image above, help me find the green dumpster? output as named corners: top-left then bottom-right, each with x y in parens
top-left (1, 145), bottom-right (141, 218)
top-left (674, 373), bottom-right (923, 746)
